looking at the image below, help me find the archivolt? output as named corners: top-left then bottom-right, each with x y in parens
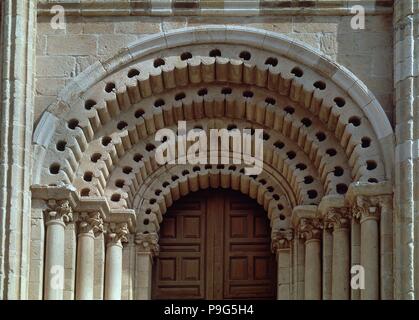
top-left (32, 26), bottom-right (393, 219)
top-left (92, 117), bottom-right (349, 203)
top-left (131, 162), bottom-right (294, 233)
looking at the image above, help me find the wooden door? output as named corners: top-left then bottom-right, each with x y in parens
top-left (152, 189), bottom-right (276, 300)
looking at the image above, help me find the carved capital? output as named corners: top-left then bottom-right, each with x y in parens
top-left (44, 199), bottom-right (73, 225)
top-left (298, 218), bottom-right (322, 241)
top-left (351, 204), bottom-right (363, 221)
top-left (325, 207), bottom-right (350, 230)
top-left (374, 195), bottom-right (392, 210)
top-left (77, 212), bottom-right (104, 236)
top-left (352, 195), bottom-right (380, 222)
top-left (271, 229), bottom-right (293, 251)
top-left (106, 222), bottom-right (129, 245)
top-left (135, 232), bottom-right (159, 256)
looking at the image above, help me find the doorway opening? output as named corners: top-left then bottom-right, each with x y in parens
top-left (152, 189), bottom-right (276, 300)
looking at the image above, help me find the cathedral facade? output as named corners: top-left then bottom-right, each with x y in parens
top-left (0, 0), bottom-right (418, 300)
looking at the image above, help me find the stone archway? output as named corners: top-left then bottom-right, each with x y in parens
top-left (30, 26), bottom-right (394, 300)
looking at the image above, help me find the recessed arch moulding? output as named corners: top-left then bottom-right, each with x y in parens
top-left (32, 26), bottom-right (394, 236)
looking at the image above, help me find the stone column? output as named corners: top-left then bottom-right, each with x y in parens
top-left (75, 212), bottom-right (103, 300)
top-left (322, 224), bottom-right (333, 300)
top-left (28, 202), bottom-right (45, 300)
top-left (43, 200), bottom-right (73, 300)
top-left (271, 229), bottom-right (293, 300)
top-left (378, 195), bottom-right (393, 299)
top-left (350, 214), bottom-right (361, 300)
top-left (122, 234), bottom-right (136, 300)
top-left (355, 198), bottom-right (380, 300)
top-left (105, 223), bottom-right (129, 300)
top-left (393, 0), bottom-right (418, 300)
top-left (0, 0), bottom-right (36, 300)
top-left (135, 232), bottom-right (159, 300)
top-left (326, 208), bottom-right (351, 300)
top-left (294, 237), bottom-right (305, 299)
top-left (64, 223), bottom-right (77, 300)
top-left (299, 218), bottom-right (322, 300)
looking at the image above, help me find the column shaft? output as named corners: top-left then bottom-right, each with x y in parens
top-left (105, 242), bottom-right (123, 300)
top-left (304, 239), bottom-right (321, 300)
top-left (322, 228), bottom-right (333, 300)
top-left (380, 199), bottom-right (393, 299)
top-left (135, 253), bottom-right (153, 300)
top-left (276, 248), bottom-right (291, 300)
top-left (332, 227), bottom-right (350, 299)
top-left (296, 238), bottom-right (305, 299)
top-left (291, 238), bottom-right (298, 299)
top-left (76, 230), bottom-right (95, 300)
top-left (360, 217), bottom-right (379, 300)
top-left (135, 232), bottom-right (159, 300)
top-left (44, 220), bottom-right (65, 300)
top-left (351, 218), bottom-right (361, 300)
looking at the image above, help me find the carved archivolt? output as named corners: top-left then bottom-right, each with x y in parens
top-left (32, 27), bottom-right (392, 234)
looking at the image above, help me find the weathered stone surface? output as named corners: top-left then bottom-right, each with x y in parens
top-left (47, 35), bottom-right (98, 55)
top-left (2, 0), bottom-right (415, 301)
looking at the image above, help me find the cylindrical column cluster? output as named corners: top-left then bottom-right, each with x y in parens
top-left (39, 190), bottom-right (390, 301)
top-left (290, 193), bottom-right (390, 301)
top-left (41, 200), bottom-right (135, 301)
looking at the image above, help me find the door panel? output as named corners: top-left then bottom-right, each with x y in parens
top-left (152, 195), bottom-right (206, 299)
top-left (152, 189), bottom-right (276, 300)
top-left (223, 193), bottom-right (276, 299)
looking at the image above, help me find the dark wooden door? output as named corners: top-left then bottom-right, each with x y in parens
top-left (152, 189), bottom-right (276, 300)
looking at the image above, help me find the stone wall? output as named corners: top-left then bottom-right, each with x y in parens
top-left (35, 13), bottom-right (394, 126)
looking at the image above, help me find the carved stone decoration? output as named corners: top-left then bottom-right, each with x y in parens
top-left (135, 232), bottom-right (159, 256)
top-left (298, 218), bottom-right (322, 241)
top-left (77, 212), bottom-right (104, 236)
top-left (44, 199), bottom-right (73, 225)
top-left (351, 204), bottom-right (363, 221)
top-left (323, 219), bottom-right (334, 232)
top-left (105, 222), bottom-right (129, 245)
top-left (325, 207), bottom-right (350, 230)
top-left (353, 196), bottom-right (381, 223)
top-left (271, 228), bottom-right (293, 251)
